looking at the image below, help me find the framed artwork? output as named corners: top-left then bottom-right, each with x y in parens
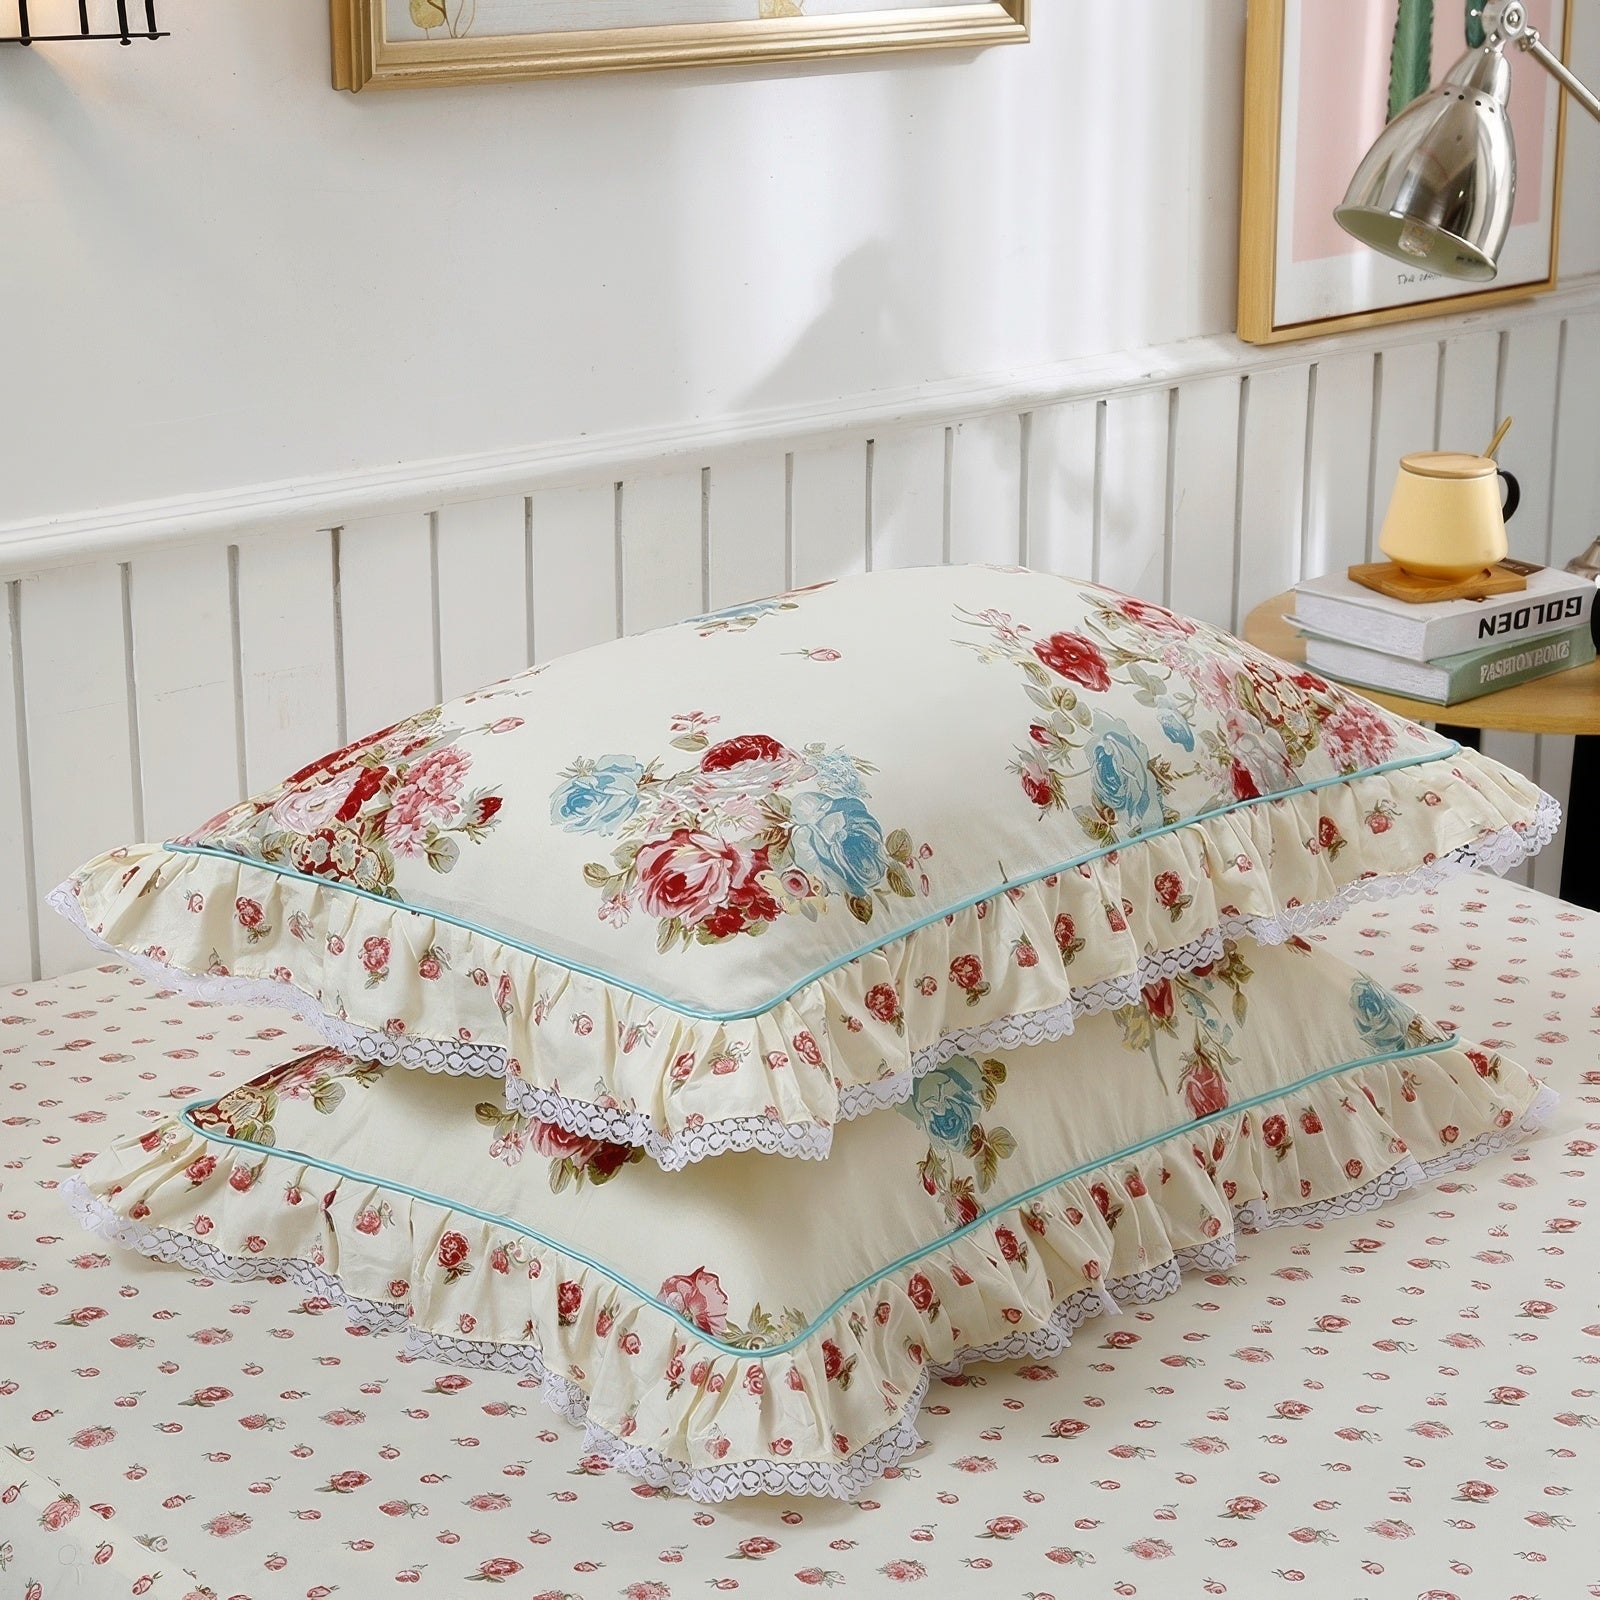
top-left (330, 1), bottom-right (1028, 90)
top-left (1238, 0), bottom-right (1570, 344)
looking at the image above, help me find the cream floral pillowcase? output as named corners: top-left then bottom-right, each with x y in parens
top-left (55, 565), bottom-right (1556, 1168)
top-left (71, 938), bottom-right (1554, 1500)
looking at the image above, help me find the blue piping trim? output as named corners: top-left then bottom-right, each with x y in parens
top-left (164, 740), bottom-right (1463, 1022)
top-left (176, 1036), bottom-right (1455, 1358)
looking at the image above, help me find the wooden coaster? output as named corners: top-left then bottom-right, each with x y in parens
top-left (1347, 560), bottom-right (1529, 604)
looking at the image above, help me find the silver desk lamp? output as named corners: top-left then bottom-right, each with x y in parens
top-left (1334, 0), bottom-right (1600, 581)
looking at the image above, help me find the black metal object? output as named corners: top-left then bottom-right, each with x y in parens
top-left (3, 1), bottom-right (166, 43)
top-left (1559, 735), bottom-right (1599, 912)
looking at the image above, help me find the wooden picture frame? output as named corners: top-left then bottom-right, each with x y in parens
top-left (1238, 0), bottom-right (1570, 345)
top-left (330, 1), bottom-right (1028, 91)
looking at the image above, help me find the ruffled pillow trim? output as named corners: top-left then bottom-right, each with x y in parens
top-left (52, 758), bottom-right (1556, 1171)
top-left (65, 1049), bottom-right (1555, 1500)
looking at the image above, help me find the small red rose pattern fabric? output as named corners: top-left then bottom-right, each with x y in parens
top-left (63, 938), bottom-right (1549, 1501)
top-left (52, 566), bottom-right (1554, 1171)
top-left (1, 872), bottom-right (1596, 1595)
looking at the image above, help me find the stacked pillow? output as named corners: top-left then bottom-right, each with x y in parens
top-left (60, 564), bottom-right (1559, 1499)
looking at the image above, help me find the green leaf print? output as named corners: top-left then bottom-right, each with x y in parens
top-left (1390, 0), bottom-right (1437, 120)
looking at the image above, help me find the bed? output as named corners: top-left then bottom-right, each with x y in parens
top-left (2, 870), bottom-right (1595, 1599)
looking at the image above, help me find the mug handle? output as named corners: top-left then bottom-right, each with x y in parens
top-left (1498, 468), bottom-right (1521, 522)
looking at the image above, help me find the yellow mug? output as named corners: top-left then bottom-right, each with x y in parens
top-left (1378, 451), bottom-right (1521, 580)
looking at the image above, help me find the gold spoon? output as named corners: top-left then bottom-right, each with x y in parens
top-left (1483, 415), bottom-right (1514, 460)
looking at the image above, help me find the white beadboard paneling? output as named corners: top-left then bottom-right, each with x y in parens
top-left (18, 562), bottom-right (138, 977)
top-left (1435, 329), bottom-right (1502, 455)
top-left (128, 543), bottom-right (240, 842)
top-left (530, 483), bottom-right (619, 662)
top-left (1025, 399), bottom-right (1098, 582)
top-left (1167, 375), bottom-right (1241, 628)
top-left (1549, 312), bottom-right (1600, 564)
top-left (1098, 389), bottom-right (1171, 600)
top-left (235, 530), bottom-right (341, 795)
top-left (707, 455), bottom-right (787, 609)
top-left (1, 298), bottom-right (1593, 985)
top-left (790, 441), bottom-right (868, 588)
top-left (1235, 364), bottom-right (1310, 628)
top-left (338, 512), bottom-right (438, 739)
top-left (620, 470), bottom-right (705, 636)
top-left (1493, 320), bottom-right (1562, 565)
top-left (1531, 734), bottom-right (1573, 900)
top-left (870, 427), bottom-right (946, 573)
top-left (435, 495), bottom-right (532, 697)
top-left (1368, 341), bottom-right (1439, 559)
top-left (1302, 352), bottom-right (1374, 583)
top-left (948, 414), bottom-right (1023, 565)
top-left (0, 583), bottom-right (33, 981)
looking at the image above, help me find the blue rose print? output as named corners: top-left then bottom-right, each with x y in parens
top-left (550, 756), bottom-right (645, 835)
top-left (1158, 701), bottom-right (1195, 752)
top-left (902, 1060), bottom-right (985, 1146)
top-left (1088, 717), bottom-right (1159, 827)
top-left (1349, 976), bottom-right (1416, 1053)
top-left (789, 792), bottom-right (888, 898)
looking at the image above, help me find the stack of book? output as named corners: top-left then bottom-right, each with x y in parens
top-left (1291, 562), bottom-right (1597, 706)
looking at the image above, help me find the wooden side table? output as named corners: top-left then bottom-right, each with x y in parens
top-left (1243, 592), bottom-right (1599, 910)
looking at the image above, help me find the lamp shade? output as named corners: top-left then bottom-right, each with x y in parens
top-left (1334, 43), bottom-right (1516, 281)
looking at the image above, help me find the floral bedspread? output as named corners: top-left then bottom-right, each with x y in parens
top-left (2, 873), bottom-right (1597, 1598)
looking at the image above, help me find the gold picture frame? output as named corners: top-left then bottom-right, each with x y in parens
top-left (330, 2), bottom-right (1029, 91)
top-left (1238, 0), bottom-right (1570, 345)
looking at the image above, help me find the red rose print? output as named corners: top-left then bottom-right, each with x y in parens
top-left (1153, 870), bottom-right (1184, 907)
top-left (1019, 760), bottom-right (1056, 807)
top-left (658, 1266), bottom-right (730, 1336)
top-left (949, 954), bottom-right (984, 991)
top-left (472, 1556), bottom-right (523, 1579)
top-left (234, 897), bottom-right (264, 929)
top-left (864, 984), bottom-right (901, 1025)
top-left (699, 733), bottom-right (792, 771)
top-left (1142, 977), bottom-right (1176, 1021)
top-left (1033, 631), bottom-right (1112, 691)
top-left (1299, 1109), bottom-right (1323, 1135)
top-left (981, 1515), bottom-right (1027, 1538)
top-left (906, 1273), bottom-right (937, 1312)
top-left (320, 1469), bottom-right (370, 1494)
top-left (1262, 1113), bottom-right (1288, 1148)
top-left (634, 829), bottom-right (763, 930)
top-left (556, 1280), bottom-right (584, 1324)
top-left (184, 1155), bottom-right (216, 1186)
top-left (437, 1232), bottom-right (472, 1283)
top-left (360, 936), bottom-right (391, 977)
top-left (1050, 915), bottom-right (1083, 963)
top-left (1229, 760), bottom-right (1262, 801)
top-left (1181, 1056), bottom-right (1230, 1119)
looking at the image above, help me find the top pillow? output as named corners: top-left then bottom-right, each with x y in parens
top-left (55, 564), bottom-right (1554, 1167)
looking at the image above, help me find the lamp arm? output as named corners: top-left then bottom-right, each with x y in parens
top-left (1482, 0), bottom-right (1600, 121)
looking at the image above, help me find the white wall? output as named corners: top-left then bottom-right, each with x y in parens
top-left (4, 0), bottom-right (1592, 528)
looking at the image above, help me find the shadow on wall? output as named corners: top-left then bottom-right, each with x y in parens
top-left (736, 238), bottom-right (938, 414)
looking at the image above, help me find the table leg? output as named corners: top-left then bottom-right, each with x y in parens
top-left (1436, 724), bottom-right (1482, 752)
top-left (1559, 735), bottom-right (1598, 912)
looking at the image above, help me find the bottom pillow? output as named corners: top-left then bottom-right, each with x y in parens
top-left (67, 938), bottom-right (1553, 1501)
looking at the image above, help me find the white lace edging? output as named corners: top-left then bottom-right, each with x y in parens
top-left (59, 1081), bottom-right (1556, 1503)
top-left (47, 794), bottom-right (1560, 1171)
